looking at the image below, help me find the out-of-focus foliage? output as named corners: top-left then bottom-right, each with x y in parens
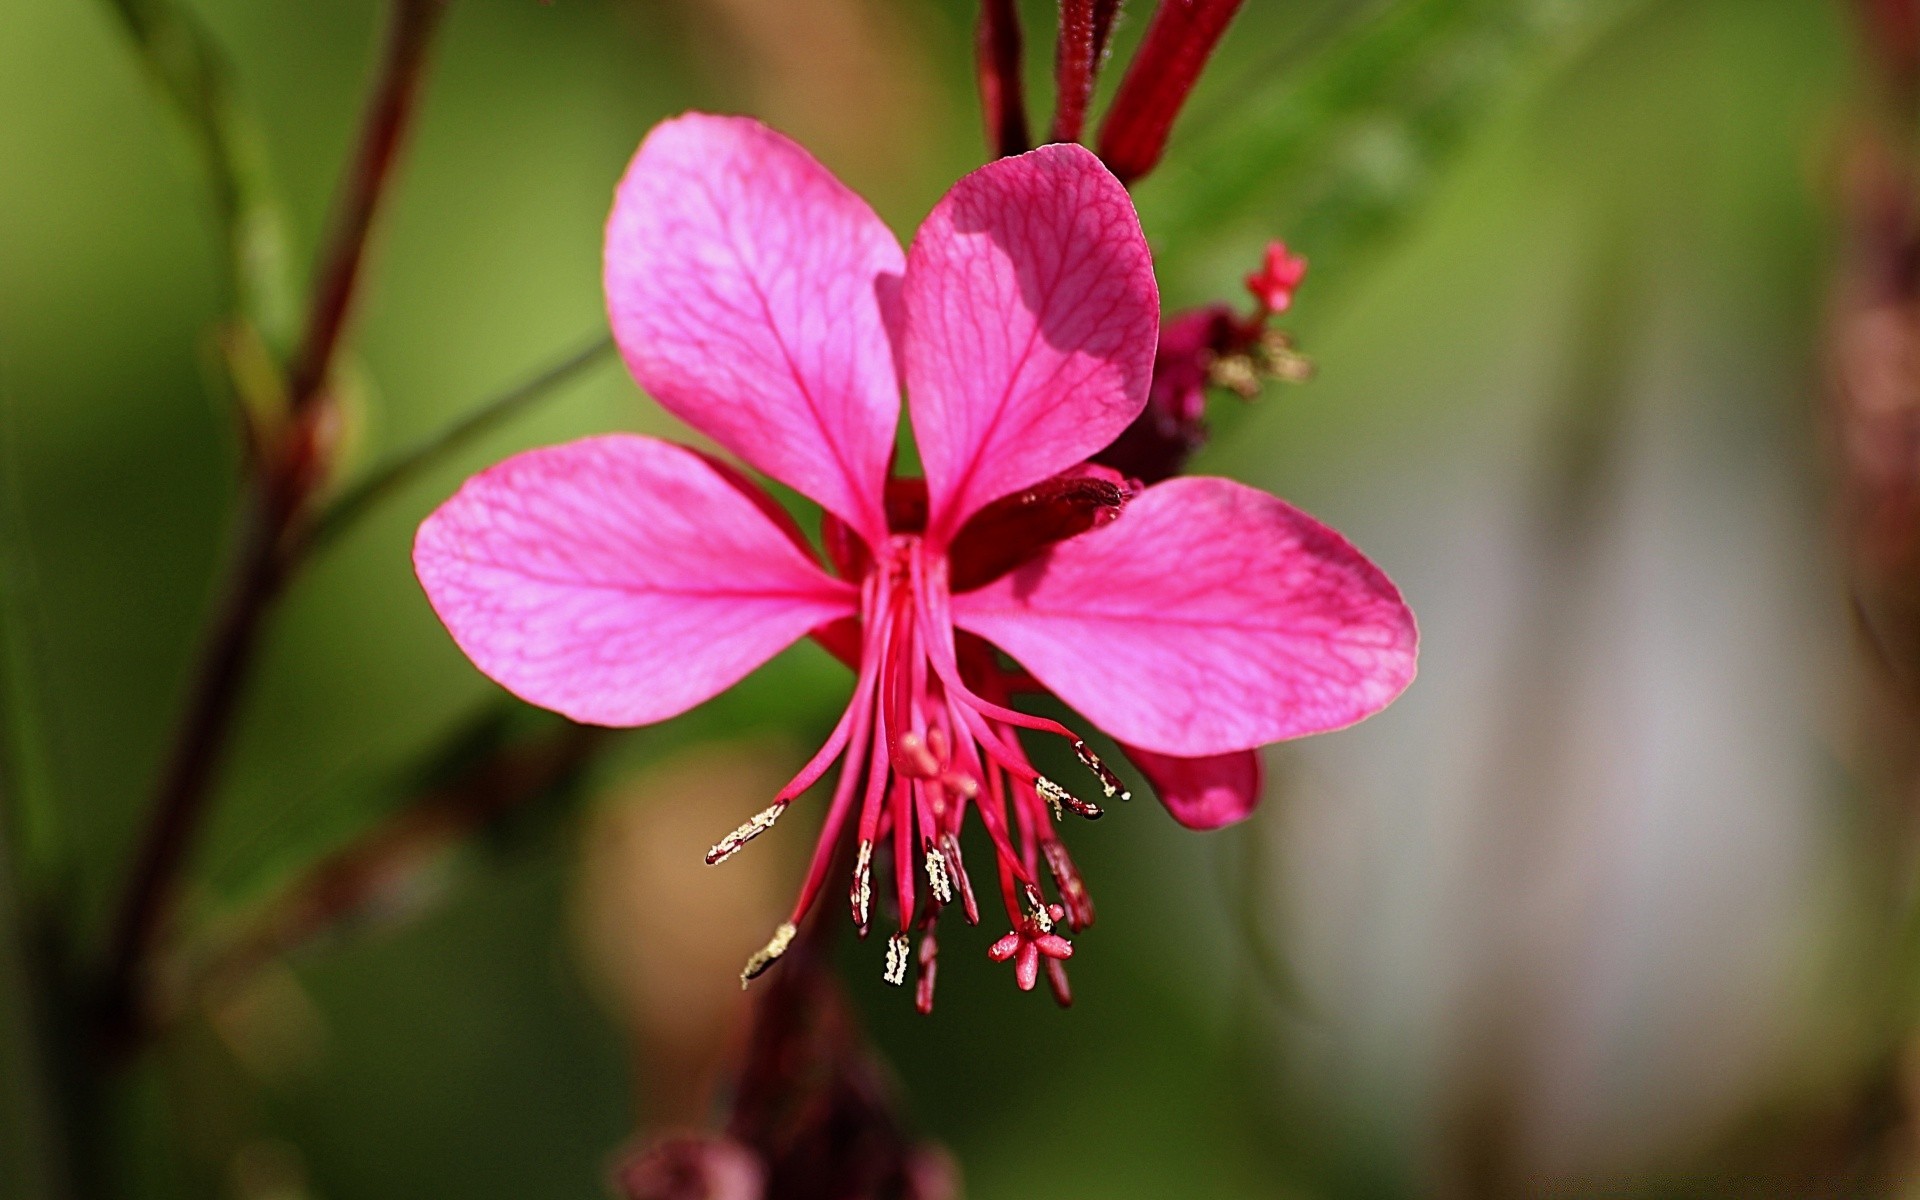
top-left (0, 0), bottom-right (1870, 1196)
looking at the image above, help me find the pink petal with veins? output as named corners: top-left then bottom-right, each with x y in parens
top-left (1124, 745), bottom-right (1263, 830)
top-left (605, 113), bottom-right (904, 546)
top-left (414, 435), bottom-right (856, 727)
top-left (952, 477), bottom-right (1416, 756)
top-left (903, 143), bottom-right (1157, 545)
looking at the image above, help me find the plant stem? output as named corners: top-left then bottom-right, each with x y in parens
top-left (96, 0), bottom-right (450, 1055)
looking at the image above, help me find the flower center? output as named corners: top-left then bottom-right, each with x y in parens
top-left (712, 533), bottom-right (1125, 1010)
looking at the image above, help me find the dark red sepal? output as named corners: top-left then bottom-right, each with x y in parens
top-left (947, 464), bottom-right (1132, 592)
top-left (977, 0), bottom-right (1031, 158)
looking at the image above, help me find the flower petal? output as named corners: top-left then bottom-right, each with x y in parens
top-left (1124, 745), bottom-right (1262, 830)
top-left (605, 113), bottom-right (904, 545)
top-left (951, 476), bottom-right (1416, 756)
top-left (414, 434), bottom-right (856, 727)
top-left (903, 143), bottom-right (1157, 545)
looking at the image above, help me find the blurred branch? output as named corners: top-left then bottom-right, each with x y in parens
top-left (303, 335), bottom-right (615, 555)
top-left (97, 0), bottom-right (451, 1056)
top-left (101, 0), bottom-right (295, 348)
top-left (175, 711), bottom-right (609, 1027)
top-left (1438, 220), bottom-right (1640, 1199)
top-left (975, 0), bottom-right (1030, 157)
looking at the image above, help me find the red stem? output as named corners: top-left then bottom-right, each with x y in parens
top-left (1096, 0), bottom-right (1245, 184)
top-left (976, 0), bottom-right (1030, 158)
top-left (185, 721), bottom-right (605, 1018)
top-left (96, 0), bottom-right (448, 1054)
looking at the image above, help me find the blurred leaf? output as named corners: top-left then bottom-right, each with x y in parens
top-left (102, 0), bottom-right (297, 351)
top-left (1149, 0), bottom-right (1654, 271)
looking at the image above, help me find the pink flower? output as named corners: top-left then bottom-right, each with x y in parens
top-left (413, 114), bottom-right (1416, 1004)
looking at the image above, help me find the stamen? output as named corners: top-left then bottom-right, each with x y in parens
top-left (940, 831), bottom-right (980, 925)
top-left (740, 922), bottom-right (797, 988)
top-left (706, 802), bottom-right (785, 865)
top-left (1042, 838), bottom-right (1096, 930)
top-left (915, 927), bottom-right (939, 1015)
top-left (926, 845), bottom-right (953, 905)
top-left (1036, 775), bottom-right (1102, 820)
top-left (1046, 958), bottom-right (1074, 1008)
top-left (1072, 740), bottom-right (1132, 802)
top-left (884, 931), bottom-right (910, 986)
top-left (850, 840), bottom-right (874, 933)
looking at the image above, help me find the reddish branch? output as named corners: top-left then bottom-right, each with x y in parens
top-left (186, 721), bottom-right (605, 1018)
top-left (1096, 0), bottom-right (1245, 184)
top-left (96, 0), bottom-right (449, 1054)
top-left (975, 0), bottom-right (1030, 158)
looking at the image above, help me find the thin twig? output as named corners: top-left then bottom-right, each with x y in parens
top-left (181, 718), bottom-right (607, 1021)
top-left (96, 0), bottom-right (450, 1054)
top-left (303, 336), bottom-right (614, 555)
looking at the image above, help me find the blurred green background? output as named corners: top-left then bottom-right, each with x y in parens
top-left (0, 0), bottom-right (1879, 1196)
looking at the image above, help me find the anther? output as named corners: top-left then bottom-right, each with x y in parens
top-left (706, 802), bottom-right (785, 865)
top-left (740, 922), bottom-right (797, 988)
top-left (884, 931), bottom-right (910, 986)
top-left (1036, 776), bottom-right (1065, 820)
top-left (1207, 352), bottom-right (1263, 398)
top-left (850, 840), bottom-right (873, 934)
top-left (926, 845), bottom-right (953, 905)
top-left (1036, 775), bottom-right (1101, 821)
top-left (1023, 882), bottom-right (1053, 933)
top-left (1071, 740), bottom-right (1132, 802)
